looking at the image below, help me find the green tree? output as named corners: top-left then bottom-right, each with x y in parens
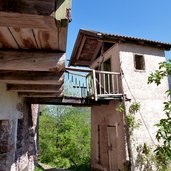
top-left (148, 60), bottom-right (171, 171)
top-left (38, 106), bottom-right (91, 170)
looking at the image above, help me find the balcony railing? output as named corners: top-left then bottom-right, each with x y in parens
top-left (64, 68), bottom-right (122, 101)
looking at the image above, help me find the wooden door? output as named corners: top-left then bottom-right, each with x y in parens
top-left (107, 125), bottom-right (118, 171)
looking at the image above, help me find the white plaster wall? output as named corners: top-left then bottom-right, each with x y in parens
top-left (0, 83), bottom-right (24, 171)
top-left (0, 83), bottom-right (23, 120)
top-left (119, 43), bottom-right (169, 168)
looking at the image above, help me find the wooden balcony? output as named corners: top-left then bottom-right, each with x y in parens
top-left (65, 68), bottom-right (122, 101)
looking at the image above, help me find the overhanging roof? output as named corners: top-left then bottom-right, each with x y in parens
top-left (69, 29), bottom-right (171, 67)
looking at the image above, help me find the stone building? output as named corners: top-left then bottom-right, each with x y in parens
top-left (68, 29), bottom-right (171, 171)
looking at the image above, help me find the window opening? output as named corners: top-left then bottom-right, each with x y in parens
top-left (134, 54), bottom-right (145, 70)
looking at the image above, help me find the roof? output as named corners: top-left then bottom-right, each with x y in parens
top-left (69, 29), bottom-right (171, 67)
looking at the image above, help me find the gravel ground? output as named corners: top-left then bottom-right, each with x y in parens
top-left (39, 163), bottom-right (71, 171)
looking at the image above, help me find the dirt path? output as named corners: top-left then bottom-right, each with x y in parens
top-left (39, 163), bottom-right (70, 171)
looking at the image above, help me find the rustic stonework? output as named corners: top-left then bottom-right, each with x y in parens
top-left (0, 120), bottom-right (9, 171)
top-left (0, 83), bottom-right (39, 171)
top-left (14, 103), bottom-right (39, 171)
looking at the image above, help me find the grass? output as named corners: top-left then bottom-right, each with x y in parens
top-left (34, 166), bottom-right (44, 171)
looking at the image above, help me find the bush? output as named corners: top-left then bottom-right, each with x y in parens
top-left (38, 106), bottom-right (91, 169)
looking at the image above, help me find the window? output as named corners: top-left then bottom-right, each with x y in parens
top-left (134, 54), bottom-right (145, 70)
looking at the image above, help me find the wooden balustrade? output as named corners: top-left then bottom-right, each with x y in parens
top-left (65, 68), bottom-right (122, 100)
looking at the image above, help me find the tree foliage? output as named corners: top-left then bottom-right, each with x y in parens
top-left (38, 106), bottom-right (91, 170)
top-left (148, 60), bottom-right (171, 171)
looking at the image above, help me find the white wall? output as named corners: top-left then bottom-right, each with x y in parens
top-left (119, 43), bottom-right (169, 167)
top-left (0, 83), bottom-right (23, 120)
top-left (0, 83), bottom-right (24, 171)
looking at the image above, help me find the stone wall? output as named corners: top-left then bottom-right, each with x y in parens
top-left (0, 120), bottom-right (12, 171)
top-left (13, 104), bottom-right (39, 171)
top-left (0, 83), bottom-right (39, 171)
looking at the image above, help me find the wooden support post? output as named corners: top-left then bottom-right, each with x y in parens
top-left (108, 74), bottom-right (110, 94)
top-left (112, 74), bottom-right (115, 93)
top-left (99, 73), bottom-right (102, 95)
top-left (92, 70), bottom-right (98, 101)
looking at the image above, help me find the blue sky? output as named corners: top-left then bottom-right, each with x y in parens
top-left (67, 0), bottom-right (171, 61)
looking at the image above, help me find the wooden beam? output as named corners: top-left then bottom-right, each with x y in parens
top-left (90, 55), bottom-right (103, 69)
top-left (0, 51), bottom-right (65, 71)
top-left (7, 84), bottom-right (63, 92)
top-left (26, 97), bottom-right (63, 104)
top-left (91, 41), bottom-right (102, 62)
top-left (27, 96), bottom-right (110, 106)
top-left (58, 26), bottom-right (68, 52)
top-left (0, 70), bottom-right (64, 85)
top-left (18, 92), bottom-right (63, 97)
top-left (76, 60), bottom-right (91, 67)
top-left (9, 28), bottom-right (38, 49)
top-left (76, 36), bottom-right (86, 60)
top-left (0, 27), bottom-right (19, 49)
top-left (0, 12), bottom-right (57, 30)
top-left (66, 67), bottom-right (92, 72)
top-left (0, 0), bottom-right (55, 16)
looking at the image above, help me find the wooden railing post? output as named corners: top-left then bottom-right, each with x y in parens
top-left (92, 70), bottom-right (98, 101)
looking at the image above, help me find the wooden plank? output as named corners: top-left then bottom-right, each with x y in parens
top-left (0, 12), bottom-right (57, 30)
top-left (112, 74), bottom-right (115, 93)
top-left (91, 41), bottom-right (102, 62)
top-left (9, 28), bottom-right (38, 49)
top-left (99, 73), bottom-right (102, 95)
top-left (76, 60), bottom-right (91, 66)
top-left (0, 51), bottom-right (65, 71)
top-left (7, 84), bottom-right (63, 92)
top-left (108, 74), bottom-right (110, 93)
top-left (0, 0), bottom-right (55, 16)
top-left (58, 26), bottom-right (68, 51)
top-left (33, 29), bottom-right (59, 50)
top-left (18, 92), bottom-right (63, 97)
top-left (107, 126), bottom-right (118, 171)
top-left (0, 70), bottom-right (64, 85)
top-left (34, 22), bottom-right (68, 51)
top-left (76, 36), bottom-right (86, 60)
top-left (100, 120), bottom-right (109, 169)
top-left (26, 97), bottom-right (63, 104)
top-left (66, 67), bottom-right (92, 72)
top-left (3, 79), bottom-right (64, 85)
top-left (0, 27), bottom-right (19, 49)
top-left (93, 70), bottom-right (98, 101)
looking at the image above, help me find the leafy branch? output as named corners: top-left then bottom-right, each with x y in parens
top-left (148, 60), bottom-right (171, 171)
